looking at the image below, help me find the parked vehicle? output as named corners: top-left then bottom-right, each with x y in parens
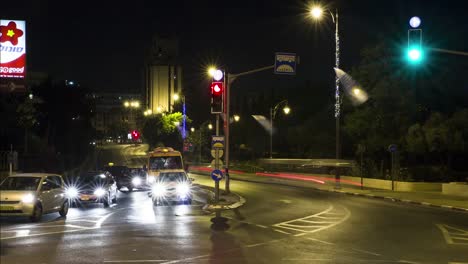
top-left (0, 173), bottom-right (69, 222)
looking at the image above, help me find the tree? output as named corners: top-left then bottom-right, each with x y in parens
top-left (141, 112), bottom-right (188, 149)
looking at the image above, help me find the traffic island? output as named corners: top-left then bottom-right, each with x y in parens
top-left (202, 189), bottom-right (246, 211)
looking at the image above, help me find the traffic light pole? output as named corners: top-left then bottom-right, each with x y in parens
top-left (429, 48), bottom-right (468, 57)
top-left (224, 64), bottom-right (275, 194)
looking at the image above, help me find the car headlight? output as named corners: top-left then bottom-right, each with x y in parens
top-left (94, 188), bottom-right (106, 197)
top-left (148, 176), bottom-right (155, 183)
top-left (66, 187), bottom-right (79, 198)
top-left (176, 183), bottom-right (190, 197)
top-left (132, 177), bottom-right (141, 186)
top-left (151, 183), bottom-right (166, 197)
top-left (22, 193), bottom-right (35, 203)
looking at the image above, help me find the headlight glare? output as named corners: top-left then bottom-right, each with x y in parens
top-left (94, 188), bottom-right (106, 197)
top-left (176, 183), bottom-right (190, 197)
top-left (66, 187), bottom-right (79, 198)
top-left (132, 177), bottom-right (141, 186)
top-left (22, 193), bottom-right (35, 203)
top-left (152, 183), bottom-right (166, 197)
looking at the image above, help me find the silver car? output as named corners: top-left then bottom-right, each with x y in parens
top-left (0, 173), bottom-right (69, 222)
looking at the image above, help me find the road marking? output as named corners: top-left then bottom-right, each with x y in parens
top-left (104, 260), bottom-right (168, 263)
top-left (159, 254), bottom-right (211, 264)
top-left (273, 229), bottom-right (292, 235)
top-left (256, 224), bottom-right (268, 229)
top-left (272, 204), bottom-right (351, 236)
top-left (306, 237), bottom-right (334, 245)
top-left (351, 248), bottom-right (382, 256)
top-left (0, 213), bottom-right (114, 240)
top-left (436, 224), bottom-right (468, 245)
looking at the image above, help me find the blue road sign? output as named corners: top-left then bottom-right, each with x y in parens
top-left (211, 169), bottom-right (224, 181)
top-left (275, 52), bottom-right (297, 75)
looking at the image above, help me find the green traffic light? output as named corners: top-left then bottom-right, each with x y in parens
top-left (407, 46), bottom-right (423, 64)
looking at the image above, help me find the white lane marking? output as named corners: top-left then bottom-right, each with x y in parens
top-left (104, 260), bottom-right (168, 263)
top-left (436, 224), bottom-right (468, 245)
top-left (282, 259), bottom-right (333, 261)
top-left (273, 229), bottom-right (292, 235)
top-left (306, 237), bottom-right (334, 245)
top-left (256, 224), bottom-right (268, 229)
top-left (274, 204), bottom-right (334, 226)
top-left (0, 213), bottom-right (114, 240)
top-left (351, 248), bottom-right (382, 256)
top-left (294, 207), bottom-right (350, 237)
top-left (272, 204), bottom-right (350, 236)
top-left (284, 260), bottom-right (418, 263)
top-left (159, 254), bottom-right (211, 264)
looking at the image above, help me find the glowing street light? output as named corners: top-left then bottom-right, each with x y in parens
top-left (310, 6), bottom-right (323, 19)
top-left (191, 127), bottom-right (195, 132)
top-left (173, 93), bottom-right (180, 101)
top-left (309, 3), bottom-right (342, 188)
top-left (124, 101), bottom-right (130, 108)
top-left (208, 66), bottom-right (217, 77)
top-left (208, 124), bottom-right (213, 130)
top-left (233, 115), bottom-right (240, 122)
top-left (270, 100), bottom-right (291, 159)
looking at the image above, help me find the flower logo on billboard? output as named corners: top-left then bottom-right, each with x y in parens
top-left (0, 21), bottom-right (24, 46)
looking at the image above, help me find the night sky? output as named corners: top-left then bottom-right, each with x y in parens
top-left (2, 0), bottom-right (468, 122)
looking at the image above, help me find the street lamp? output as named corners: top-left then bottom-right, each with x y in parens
top-left (310, 4), bottom-right (342, 188)
top-left (270, 100), bottom-right (290, 159)
top-left (233, 115), bottom-right (240, 122)
top-left (208, 123), bottom-right (213, 130)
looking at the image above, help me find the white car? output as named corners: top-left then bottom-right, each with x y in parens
top-left (150, 170), bottom-right (193, 206)
top-left (0, 173), bottom-right (69, 222)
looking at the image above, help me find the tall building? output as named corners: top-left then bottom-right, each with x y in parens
top-left (145, 34), bottom-right (183, 114)
top-left (91, 93), bottom-right (141, 137)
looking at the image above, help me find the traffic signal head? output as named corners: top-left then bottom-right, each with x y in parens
top-left (210, 81), bottom-right (224, 113)
top-left (131, 130), bottom-right (140, 140)
top-left (407, 47), bottom-right (422, 62)
top-left (406, 27), bottom-right (423, 64)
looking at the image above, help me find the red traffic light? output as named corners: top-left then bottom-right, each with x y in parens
top-left (211, 82), bottom-right (223, 95)
top-left (131, 130), bottom-right (140, 140)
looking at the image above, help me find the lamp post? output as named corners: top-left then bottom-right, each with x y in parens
top-left (310, 5), bottom-right (341, 189)
top-left (270, 100), bottom-right (290, 159)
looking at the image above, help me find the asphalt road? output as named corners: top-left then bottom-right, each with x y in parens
top-left (1, 144), bottom-right (467, 264)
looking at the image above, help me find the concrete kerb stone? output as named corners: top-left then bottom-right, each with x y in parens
top-left (197, 185), bottom-right (246, 212)
top-left (336, 188), bottom-right (468, 213)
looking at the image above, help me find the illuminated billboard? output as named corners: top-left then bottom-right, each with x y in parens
top-left (0, 19), bottom-right (26, 78)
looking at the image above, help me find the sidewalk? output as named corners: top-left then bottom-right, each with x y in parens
top-left (189, 168), bottom-right (468, 212)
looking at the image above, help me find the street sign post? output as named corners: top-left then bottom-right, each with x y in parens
top-left (211, 136), bottom-right (225, 149)
top-left (274, 52), bottom-right (297, 75)
top-left (211, 169), bottom-right (224, 182)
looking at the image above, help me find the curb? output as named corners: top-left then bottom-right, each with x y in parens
top-left (190, 171), bottom-right (468, 213)
top-left (329, 189), bottom-right (468, 213)
top-left (197, 185), bottom-right (246, 211)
